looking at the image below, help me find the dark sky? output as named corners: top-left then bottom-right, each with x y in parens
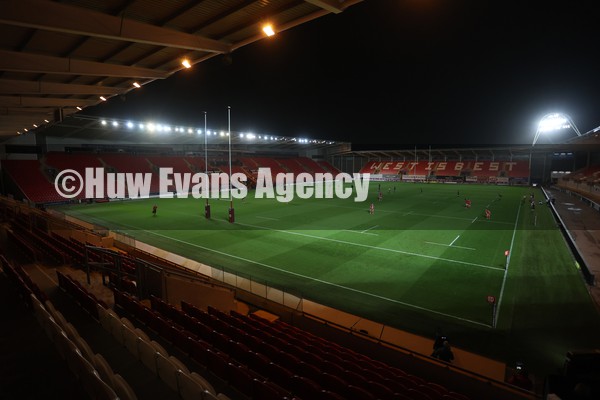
top-left (90, 0), bottom-right (600, 148)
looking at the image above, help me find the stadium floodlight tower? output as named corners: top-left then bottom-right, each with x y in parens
top-left (532, 113), bottom-right (581, 146)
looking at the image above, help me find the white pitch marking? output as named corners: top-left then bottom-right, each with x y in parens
top-left (472, 217), bottom-right (478, 223)
top-left (449, 235), bottom-right (460, 247)
top-left (424, 242), bottom-right (476, 251)
top-left (232, 221), bottom-right (503, 272)
top-left (342, 229), bottom-right (379, 237)
top-left (135, 229), bottom-right (491, 328)
top-left (361, 225), bottom-right (378, 234)
top-left (494, 202), bottom-right (522, 328)
top-left (256, 216), bottom-right (279, 221)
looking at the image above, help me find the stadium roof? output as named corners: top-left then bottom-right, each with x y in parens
top-left (342, 143), bottom-right (600, 160)
top-left (0, 0), bottom-right (362, 139)
top-left (34, 113), bottom-right (351, 153)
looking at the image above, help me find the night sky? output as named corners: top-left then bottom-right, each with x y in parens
top-left (90, 0), bottom-right (600, 148)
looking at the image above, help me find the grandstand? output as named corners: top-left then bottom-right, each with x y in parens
top-left (2, 124), bottom-right (600, 400)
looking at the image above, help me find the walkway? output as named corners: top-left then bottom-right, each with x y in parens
top-left (545, 186), bottom-right (600, 306)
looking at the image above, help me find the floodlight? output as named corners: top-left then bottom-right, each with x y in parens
top-left (188, 128), bottom-right (193, 134)
top-left (101, 120), bottom-right (107, 125)
top-left (182, 59), bottom-right (192, 68)
top-left (262, 23), bottom-right (275, 37)
top-left (532, 113), bottom-right (581, 146)
top-left (538, 113), bottom-right (570, 132)
top-left (100, 96), bottom-right (107, 101)
top-left (44, 119), bottom-right (49, 123)
top-left (133, 82), bottom-right (141, 88)
top-left (76, 107), bottom-right (82, 111)
top-left (112, 121), bottom-right (119, 127)
top-left (33, 124), bottom-right (37, 128)
top-left (240, 133), bottom-right (244, 138)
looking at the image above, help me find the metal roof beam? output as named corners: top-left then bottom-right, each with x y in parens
top-left (0, 50), bottom-right (168, 79)
top-left (0, 107), bottom-right (56, 115)
top-left (0, 79), bottom-right (126, 95)
top-left (304, 0), bottom-right (344, 13)
top-left (0, 96), bottom-right (97, 108)
top-left (0, 0), bottom-right (231, 54)
top-left (0, 114), bottom-right (52, 122)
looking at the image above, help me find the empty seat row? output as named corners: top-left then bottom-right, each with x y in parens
top-left (98, 302), bottom-right (231, 400)
top-left (30, 293), bottom-right (136, 400)
top-left (56, 270), bottom-right (104, 318)
top-left (58, 271), bottom-right (233, 399)
top-left (121, 289), bottom-right (472, 400)
top-left (188, 299), bottom-right (470, 400)
top-left (159, 296), bottom-right (415, 399)
top-left (1, 255), bottom-right (47, 306)
top-left (117, 290), bottom-right (303, 399)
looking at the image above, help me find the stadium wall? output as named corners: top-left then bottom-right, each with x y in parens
top-left (541, 187), bottom-right (595, 285)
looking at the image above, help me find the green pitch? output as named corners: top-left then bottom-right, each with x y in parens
top-left (56, 183), bottom-right (600, 374)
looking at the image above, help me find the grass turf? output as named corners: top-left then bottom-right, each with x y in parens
top-left (55, 182), bottom-right (600, 375)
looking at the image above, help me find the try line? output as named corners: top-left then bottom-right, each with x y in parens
top-left (494, 202), bottom-right (522, 327)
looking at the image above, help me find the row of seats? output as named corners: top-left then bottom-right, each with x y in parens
top-left (58, 271), bottom-right (231, 400)
top-left (0, 255), bottom-right (47, 309)
top-left (98, 305), bottom-right (229, 400)
top-left (5, 230), bottom-right (37, 264)
top-left (0, 159), bottom-right (67, 203)
top-left (10, 223), bottom-right (66, 265)
top-left (562, 165), bottom-right (600, 183)
top-left (0, 255), bottom-right (135, 400)
top-left (298, 157), bottom-right (331, 174)
top-left (56, 271), bottom-right (104, 319)
top-left (186, 301), bottom-right (468, 400)
top-left (359, 160), bottom-right (530, 178)
top-left (126, 291), bottom-right (470, 400)
top-left (31, 293), bottom-right (136, 400)
top-left (317, 160), bottom-right (341, 174)
top-left (115, 290), bottom-right (300, 400)
top-left (1, 155), bottom-right (340, 203)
